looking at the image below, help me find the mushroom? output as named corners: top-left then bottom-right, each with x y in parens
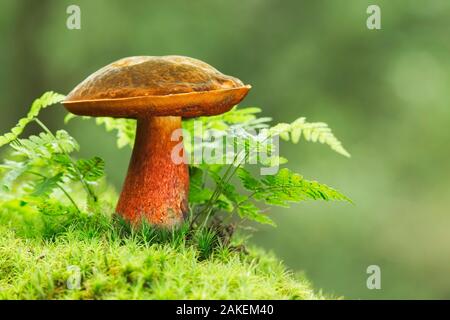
top-left (63, 56), bottom-right (251, 227)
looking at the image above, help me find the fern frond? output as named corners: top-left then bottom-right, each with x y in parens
top-left (0, 160), bottom-right (28, 191)
top-left (183, 106), bottom-right (271, 135)
top-left (73, 156), bottom-right (105, 182)
top-left (0, 91), bottom-right (65, 147)
top-left (54, 130), bottom-right (79, 153)
top-left (31, 173), bottom-right (64, 197)
top-left (208, 171), bottom-right (275, 225)
top-left (238, 167), bottom-right (351, 207)
top-left (270, 117), bottom-right (350, 157)
top-left (10, 130), bottom-right (79, 160)
top-left (188, 167), bottom-right (213, 204)
top-left (237, 202), bottom-right (275, 226)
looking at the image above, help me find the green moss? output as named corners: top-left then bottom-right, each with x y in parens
top-left (0, 200), bottom-right (323, 300)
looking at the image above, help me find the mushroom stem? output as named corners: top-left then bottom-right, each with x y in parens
top-left (116, 116), bottom-right (189, 227)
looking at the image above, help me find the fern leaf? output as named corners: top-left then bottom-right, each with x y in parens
top-left (270, 117), bottom-right (350, 157)
top-left (183, 106), bottom-right (271, 137)
top-left (31, 173), bottom-right (63, 197)
top-left (0, 160), bottom-right (28, 191)
top-left (210, 173), bottom-right (273, 224)
top-left (54, 130), bottom-right (79, 153)
top-left (237, 167), bottom-right (262, 191)
top-left (212, 106), bottom-right (263, 125)
top-left (188, 167), bottom-right (212, 204)
top-left (74, 156), bottom-right (105, 182)
top-left (9, 130), bottom-right (78, 160)
top-left (238, 168), bottom-right (351, 206)
top-left (189, 167), bottom-right (234, 212)
top-left (237, 202), bottom-right (275, 226)
top-left (0, 92), bottom-right (65, 147)
top-left (11, 133), bottom-right (54, 159)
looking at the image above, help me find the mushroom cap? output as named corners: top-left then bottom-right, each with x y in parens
top-left (63, 56), bottom-right (251, 118)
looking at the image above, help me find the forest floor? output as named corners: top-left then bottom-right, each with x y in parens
top-left (0, 199), bottom-right (323, 299)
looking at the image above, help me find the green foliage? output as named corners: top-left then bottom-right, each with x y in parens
top-left (269, 117), bottom-right (350, 157)
top-left (95, 118), bottom-right (136, 149)
top-left (0, 91), bottom-right (349, 299)
top-left (183, 106), bottom-right (271, 134)
top-left (73, 157), bottom-right (105, 182)
top-left (66, 103), bottom-right (351, 228)
top-left (0, 91), bottom-right (65, 147)
top-left (2, 92), bottom-right (350, 245)
top-left (238, 167), bottom-right (351, 205)
top-left (65, 114), bottom-right (136, 149)
top-left (195, 228), bottom-right (219, 260)
top-left (0, 202), bottom-right (323, 299)
top-left (31, 173), bottom-right (64, 197)
top-left (181, 107), bottom-right (351, 227)
top-left (9, 130), bottom-right (79, 159)
top-left (0, 92), bottom-right (105, 211)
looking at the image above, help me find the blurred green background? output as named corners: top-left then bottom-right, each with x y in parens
top-left (1, 0), bottom-right (450, 299)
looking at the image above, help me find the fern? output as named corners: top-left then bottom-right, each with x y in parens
top-left (0, 127), bottom-right (104, 209)
top-left (69, 106), bottom-right (349, 159)
top-left (0, 160), bottom-right (28, 191)
top-left (66, 106), bottom-right (266, 150)
top-left (188, 167), bottom-right (234, 213)
top-left (73, 157), bottom-right (105, 182)
top-left (0, 91), bottom-right (65, 147)
top-left (184, 108), bottom-right (351, 228)
top-left (238, 167), bottom-right (351, 205)
top-left (218, 174), bottom-right (275, 225)
top-left (10, 130), bottom-right (79, 160)
top-left (189, 165), bottom-right (350, 227)
top-left (188, 167), bottom-right (213, 205)
top-left (31, 173), bottom-right (64, 197)
top-left (1, 91), bottom-right (351, 233)
top-left (270, 117), bottom-right (350, 157)
top-left (65, 115), bottom-right (136, 149)
top-left (184, 106), bottom-right (271, 133)
top-left (0, 104), bottom-right (104, 211)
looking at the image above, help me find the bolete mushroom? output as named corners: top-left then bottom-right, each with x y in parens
top-left (63, 56), bottom-right (251, 227)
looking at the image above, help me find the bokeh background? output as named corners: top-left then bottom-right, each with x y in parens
top-left (1, 0), bottom-right (450, 299)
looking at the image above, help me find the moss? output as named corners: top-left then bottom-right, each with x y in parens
top-left (0, 200), bottom-right (324, 300)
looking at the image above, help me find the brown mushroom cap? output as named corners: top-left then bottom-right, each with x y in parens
top-left (63, 56), bottom-right (251, 118)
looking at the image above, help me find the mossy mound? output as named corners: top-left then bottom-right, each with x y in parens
top-left (0, 199), bottom-right (322, 299)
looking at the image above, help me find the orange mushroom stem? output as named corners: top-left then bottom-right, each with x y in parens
top-left (116, 116), bottom-right (188, 226)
